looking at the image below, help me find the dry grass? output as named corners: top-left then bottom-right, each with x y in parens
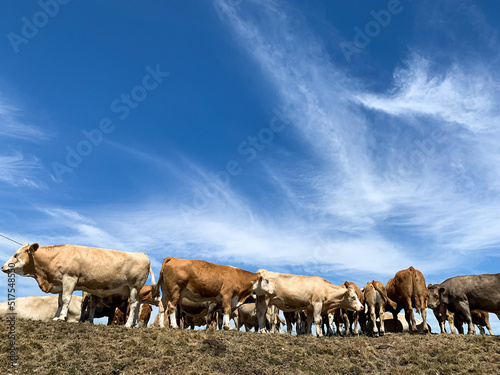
top-left (1, 319), bottom-right (499, 374)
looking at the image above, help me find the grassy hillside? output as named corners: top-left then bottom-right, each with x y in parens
top-left (1, 319), bottom-right (499, 374)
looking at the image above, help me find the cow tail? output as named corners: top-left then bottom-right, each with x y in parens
top-left (152, 268), bottom-right (162, 299)
top-left (149, 264), bottom-right (157, 291)
top-left (373, 281), bottom-right (397, 311)
top-left (152, 257), bottom-right (173, 299)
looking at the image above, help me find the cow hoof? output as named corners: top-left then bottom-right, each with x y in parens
top-left (379, 331), bottom-right (385, 337)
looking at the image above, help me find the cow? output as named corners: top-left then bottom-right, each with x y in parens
top-left (253, 269), bottom-right (364, 337)
top-left (178, 297), bottom-right (220, 329)
top-left (365, 312), bottom-right (431, 333)
top-left (333, 281), bottom-right (366, 336)
top-left (139, 304), bottom-right (153, 328)
top-left (385, 266), bottom-right (429, 334)
top-left (427, 275), bottom-right (500, 335)
top-left (234, 298), bottom-right (282, 333)
top-left (0, 295), bottom-right (82, 323)
top-left (321, 313), bottom-right (336, 336)
top-left (362, 280), bottom-right (397, 337)
top-left (1, 243), bottom-right (155, 328)
top-left (283, 310), bottom-right (307, 335)
top-left (80, 291), bottom-right (128, 325)
top-left (156, 257), bottom-right (258, 330)
top-left (82, 284), bottom-right (159, 325)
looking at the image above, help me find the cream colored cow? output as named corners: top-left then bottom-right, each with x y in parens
top-left (253, 269), bottom-right (364, 337)
top-left (1, 243), bottom-right (155, 328)
top-left (0, 295), bottom-right (82, 323)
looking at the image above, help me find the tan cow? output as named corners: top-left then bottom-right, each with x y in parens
top-left (334, 281), bottom-right (366, 336)
top-left (1, 243), bottom-right (155, 328)
top-left (156, 257), bottom-right (258, 330)
top-left (366, 312), bottom-right (431, 333)
top-left (386, 266), bottom-right (429, 333)
top-left (234, 298), bottom-right (281, 333)
top-left (0, 295), bottom-right (82, 323)
top-left (362, 280), bottom-right (397, 336)
top-left (253, 269), bottom-right (364, 337)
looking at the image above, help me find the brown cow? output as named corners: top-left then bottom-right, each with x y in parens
top-left (82, 284), bottom-right (158, 325)
top-left (1, 243), bottom-right (155, 328)
top-left (156, 257), bottom-right (258, 330)
top-left (363, 280), bottom-right (397, 336)
top-left (138, 304), bottom-right (153, 328)
top-left (385, 266), bottom-right (429, 333)
top-left (80, 291), bottom-right (128, 325)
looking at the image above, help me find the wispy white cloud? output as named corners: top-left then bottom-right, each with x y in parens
top-left (0, 96), bottom-right (50, 141)
top-left (355, 55), bottom-right (500, 133)
top-left (0, 95), bottom-right (51, 189)
top-left (214, 0), bottom-right (500, 273)
top-left (0, 151), bottom-right (44, 189)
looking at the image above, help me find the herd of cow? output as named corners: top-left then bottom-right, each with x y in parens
top-left (1, 243), bottom-right (499, 337)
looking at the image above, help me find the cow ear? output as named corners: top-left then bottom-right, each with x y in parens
top-left (439, 287), bottom-right (445, 295)
top-left (28, 243), bottom-right (40, 252)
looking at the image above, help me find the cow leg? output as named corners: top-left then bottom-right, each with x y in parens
top-left (55, 293), bottom-right (64, 318)
top-left (369, 306), bottom-right (379, 337)
top-left (378, 305), bottom-right (386, 336)
top-left (455, 300), bottom-right (475, 335)
top-left (267, 305), bottom-right (277, 334)
top-left (284, 312), bottom-right (293, 335)
top-left (327, 313), bottom-right (335, 336)
top-left (485, 319), bottom-right (494, 336)
top-left (124, 287), bottom-right (140, 328)
top-left (403, 297), bottom-right (417, 333)
top-left (342, 310), bottom-right (349, 335)
top-left (448, 312), bottom-right (457, 334)
top-left (220, 295), bottom-right (234, 330)
top-left (256, 295), bottom-right (268, 333)
top-left (477, 325), bottom-right (485, 335)
top-left (312, 304), bottom-right (323, 337)
top-left (352, 312), bottom-right (360, 336)
top-left (419, 303), bottom-right (429, 334)
top-left (54, 276), bottom-right (77, 321)
top-left (158, 299), bottom-right (167, 328)
top-left (334, 309), bottom-right (343, 336)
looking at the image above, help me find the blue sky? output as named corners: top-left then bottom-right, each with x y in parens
top-left (1, 0), bottom-right (499, 333)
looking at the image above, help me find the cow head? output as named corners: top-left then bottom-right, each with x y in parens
top-left (345, 286), bottom-right (364, 312)
top-left (1, 243), bottom-right (39, 276)
top-left (427, 283), bottom-right (447, 309)
top-left (252, 270), bottom-right (275, 296)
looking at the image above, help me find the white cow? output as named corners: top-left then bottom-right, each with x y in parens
top-left (1, 243), bottom-right (155, 328)
top-left (0, 295), bottom-right (82, 323)
top-left (253, 269), bottom-right (364, 337)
